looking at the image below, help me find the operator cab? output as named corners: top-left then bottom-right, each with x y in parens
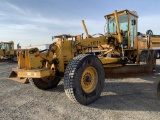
top-left (104, 9), bottom-right (138, 49)
top-left (0, 42), bottom-right (13, 50)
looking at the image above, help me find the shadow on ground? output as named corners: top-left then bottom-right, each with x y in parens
top-left (90, 74), bottom-right (160, 111)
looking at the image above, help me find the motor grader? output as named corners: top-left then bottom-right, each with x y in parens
top-left (0, 41), bottom-right (22, 62)
top-left (9, 9), bottom-right (157, 105)
top-left (0, 41), bottom-right (16, 61)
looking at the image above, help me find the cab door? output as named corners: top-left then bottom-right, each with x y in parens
top-left (129, 15), bottom-right (137, 48)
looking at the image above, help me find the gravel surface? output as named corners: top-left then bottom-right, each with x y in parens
top-left (0, 60), bottom-right (160, 120)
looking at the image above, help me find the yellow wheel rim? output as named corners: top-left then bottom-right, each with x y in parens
top-left (81, 66), bottom-right (98, 93)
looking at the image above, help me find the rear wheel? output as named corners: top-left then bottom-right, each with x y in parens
top-left (152, 51), bottom-right (156, 69)
top-left (146, 51), bottom-right (153, 71)
top-left (140, 50), bottom-right (152, 65)
top-left (146, 51), bottom-right (152, 65)
top-left (64, 54), bottom-right (105, 105)
top-left (29, 76), bottom-right (61, 90)
top-left (140, 50), bottom-right (152, 71)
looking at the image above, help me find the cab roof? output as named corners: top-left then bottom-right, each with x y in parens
top-left (104, 9), bottom-right (139, 18)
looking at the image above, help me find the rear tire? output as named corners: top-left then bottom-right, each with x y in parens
top-left (140, 50), bottom-right (152, 71)
top-left (146, 51), bottom-right (153, 71)
top-left (152, 51), bottom-right (156, 69)
top-left (140, 50), bottom-right (152, 65)
top-left (64, 54), bottom-right (105, 105)
top-left (29, 76), bottom-right (61, 90)
top-left (146, 51), bottom-right (152, 65)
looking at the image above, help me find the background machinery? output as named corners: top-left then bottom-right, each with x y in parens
top-left (140, 29), bottom-right (160, 59)
top-left (0, 41), bottom-right (16, 61)
top-left (9, 10), bottom-right (157, 105)
top-left (0, 41), bottom-right (22, 62)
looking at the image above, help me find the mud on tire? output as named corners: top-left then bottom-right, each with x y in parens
top-left (64, 54), bottom-right (105, 105)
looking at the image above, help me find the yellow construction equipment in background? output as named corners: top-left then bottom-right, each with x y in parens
top-left (0, 41), bottom-right (16, 61)
top-left (0, 41), bottom-right (23, 62)
top-left (9, 9), bottom-right (160, 105)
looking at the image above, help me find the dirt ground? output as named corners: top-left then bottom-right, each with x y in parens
top-left (0, 60), bottom-right (160, 120)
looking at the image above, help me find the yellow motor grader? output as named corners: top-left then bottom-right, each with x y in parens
top-left (0, 41), bottom-right (21, 62)
top-left (9, 10), bottom-right (158, 105)
top-left (0, 41), bottom-right (15, 61)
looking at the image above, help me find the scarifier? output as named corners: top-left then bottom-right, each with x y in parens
top-left (8, 10), bottom-right (160, 105)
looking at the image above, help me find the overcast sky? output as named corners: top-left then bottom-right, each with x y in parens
top-left (0, 0), bottom-right (160, 48)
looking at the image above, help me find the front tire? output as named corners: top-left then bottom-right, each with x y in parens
top-left (64, 54), bottom-right (105, 105)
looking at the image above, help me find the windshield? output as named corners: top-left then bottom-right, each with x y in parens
top-left (0, 43), bottom-right (12, 50)
top-left (107, 14), bottom-right (128, 33)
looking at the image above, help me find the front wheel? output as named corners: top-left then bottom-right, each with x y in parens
top-left (64, 54), bottom-right (105, 105)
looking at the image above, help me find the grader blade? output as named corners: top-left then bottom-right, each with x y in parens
top-left (105, 64), bottom-right (154, 78)
top-left (8, 68), bottom-right (29, 83)
top-left (157, 82), bottom-right (160, 97)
